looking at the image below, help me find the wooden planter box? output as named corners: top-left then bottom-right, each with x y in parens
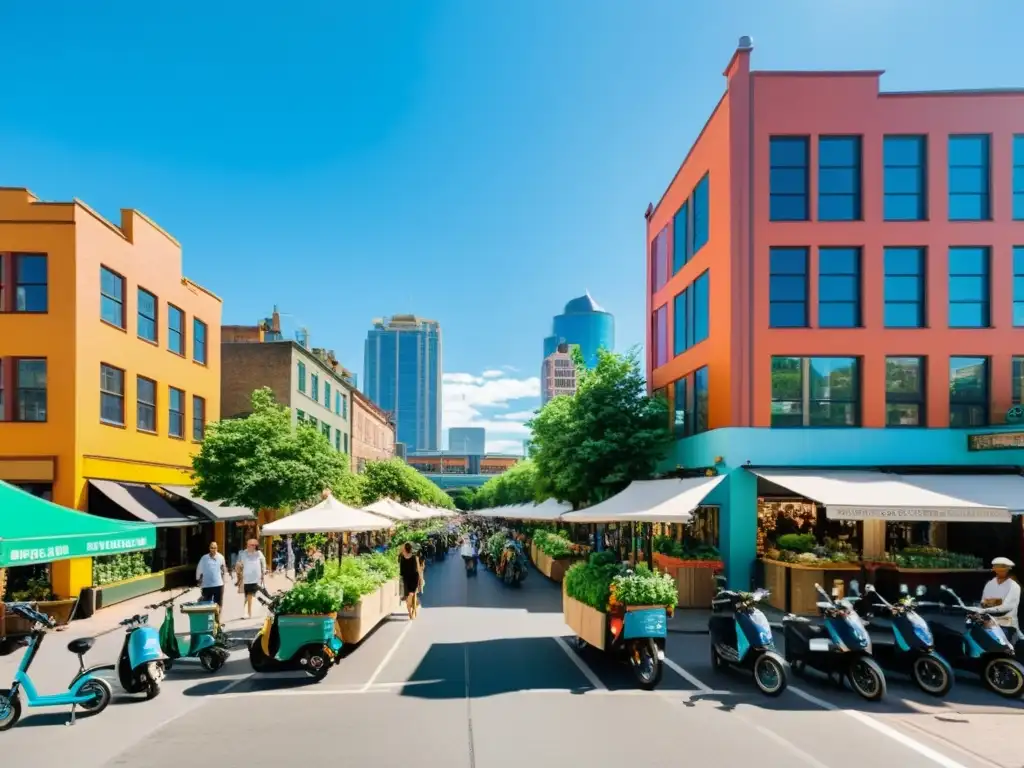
top-left (337, 579), bottom-right (399, 645)
top-left (762, 559), bottom-right (861, 614)
top-left (562, 586), bottom-right (607, 651)
top-left (651, 554), bottom-right (723, 608)
top-left (531, 546), bottom-right (580, 584)
top-left (1, 597), bottom-right (78, 637)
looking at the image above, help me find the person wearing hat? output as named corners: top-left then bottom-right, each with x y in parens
top-left (981, 557), bottom-right (1020, 640)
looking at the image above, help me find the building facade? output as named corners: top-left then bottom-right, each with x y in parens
top-left (406, 452), bottom-right (519, 489)
top-left (448, 427), bottom-right (485, 455)
top-left (350, 388), bottom-right (396, 472)
top-left (362, 315), bottom-right (441, 452)
top-left (541, 342), bottom-right (578, 404)
top-left (645, 40), bottom-right (1024, 589)
top-left (0, 188), bottom-right (222, 597)
top-left (543, 292), bottom-right (614, 369)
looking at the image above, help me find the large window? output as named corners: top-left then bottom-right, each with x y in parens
top-left (884, 247), bottom-right (926, 328)
top-left (818, 247), bottom-right (860, 328)
top-left (949, 356), bottom-right (988, 427)
top-left (168, 305), bottom-right (185, 355)
top-left (948, 135), bottom-right (990, 221)
top-left (770, 357), bottom-right (860, 427)
top-left (885, 357), bottom-right (925, 426)
top-left (138, 288), bottom-right (157, 342)
top-left (100, 266), bottom-right (125, 328)
top-left (692, 174), bottom-right (710, 254)
top-left (1014, 135), bottom-right (1024, 221)
top-left (1013, 357), bottom-right (1024, 406)
top-left (672, 377), bottom-right (690, 438)
top-left (948, 246), bottom-right (990, 328)
top-left (672, 271), bottom-right (709, 356)
top-left (672, 200), bottom-right (689, 274)
top-left (100, 364), bottom-right (125, 426)
top-left (13, 254), bottom-right (48, 312)
top-left (193, 319), bottom-right (207, 364)
top-left (1014, 247), bottom-right (1024, 327)
top-left (883, 135), bottom-right (927, 221)
top-left (651, 227), bottom-right (669, 292)
top-left (15, 359), bottom-right (47, 422)
top-left (769, 247), bottom-right (808, 327)
top-left (652, 304), bottom-right (668, 367)
top-left (169, 387), bottom-right (185, 438)
top-left (769, 137), bottom-right (809, 221)
top-left (693, 366), bottom-right (709, 434)
top-left (693, 270), bottom-right (709, 344)
top-left (818, 136), bottom-right (861, 221)
top-left (344, 433), bottom-right (349, 454)
top-left (137, 376), bottom-right (156, 432)
top-left (192, 395), bottom-right (206, 440)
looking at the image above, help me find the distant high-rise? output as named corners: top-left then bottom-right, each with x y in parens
top-left (363, 315), bottom-right (441, 452)
top-left (543, 291), bottom-right (614, 369)
top-left (449, 427), bottom-right (485, 456)
top-left (541, 343), bottom-right (578, 404)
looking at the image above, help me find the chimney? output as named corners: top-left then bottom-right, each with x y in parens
top-left (725, 35), bottom-right (753, 80)
top-left (270, 305), bottom-right (281, 333)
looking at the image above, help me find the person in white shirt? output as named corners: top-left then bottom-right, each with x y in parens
top-left (981, 557), bottom-right (1021, 638)
top-left (234, 538), bottom-right (267, 618)
top-left (196, 541), bottom-right (228, 609)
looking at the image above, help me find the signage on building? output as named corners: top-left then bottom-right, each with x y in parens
top-left (966, 431), bottom-right (1024, 452)
top-left (826, 506), bottom-right (1011, 523)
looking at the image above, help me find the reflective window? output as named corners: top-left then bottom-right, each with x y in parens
top-left (770, 356), bottom-right (860, 427)
top-left (769, 137), bottom-right (809, 221)
top-left (297, 361), bottom-right (306, 392)
top-left (673, 288), bottom-right (689, 356)
top-left (949, 356), bottom-right (988, 427)
top-left (100, 364), bottom-right (124, 425)
top-left (15, 359), bottom-right (47, 422)
top-left (885, 357), bottom-right (925, 427)
top-left (672, 200), bottom-right (689, 274)
top-left (1013, 357), bottom-right (1024, 406)
top-left (137, 376), bottom-right (156, 432)
top-left (692, 174), bottom-right (710, 254)
top-left (1014, 136), bottom-right (1024, 221)
top-left (693, 271), bottom-right (709, 344)
top-left (311, 373), bottom-right (320, 401)
top-left (168, 305), bottom-right (185, 355)
top-left (13, 254), bottom-right (48, 312)
top-left (1014, 247), bottom-right (1024, 327)
top-left (324, 382), bottom-right (331, 409)
top-left (138, 289), bottom-right (157, 342)
top-left (653, 304), bottom-right (668, 367)
top-left (100, 266), bottom-right (125, 328)
top-left (672, 377), bottom-right (690, 438)
top-left (769, 247), bottom-right (808, 327)
top-left (193, 319), bottom-right (207, 364)
top-left (948, 135), bottom-right (990, 221)
top-left (884, 247), bottom-right (925, 328)
top-left (193, 395), bottom-right (206, 440)
top-left (651, 227), bottom-right (669, 292)
top-left (883, 136), bottom-right (927, 221)
top-left (694, 366), bottom-right (709, 434)
top-left (169, 387), bottom-right (185, 438)
top-left (818, 137), bottom-right (861, 221)
top-left (818, 247), bottom-right (860, 328)
top-left (948, 246), bottom-right (990, 328)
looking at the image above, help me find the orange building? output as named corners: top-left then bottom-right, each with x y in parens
top-left (0, 188), bottom-right (224, 597)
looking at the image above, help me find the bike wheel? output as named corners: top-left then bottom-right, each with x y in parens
top-left (631, 639), bottom-right (663, 691)
top-left (753, 652), bottom-right (789, 697)
top-left (78, 678), bottom-right (113, 717)
top-left (0, 690), bottom-right (21, 731)
top-left (983, 658), bottom-right (1024, 698)
top-left (912, 654), bottom-right (953, 697)
top-left (847, 657), bottom-right (887, 701)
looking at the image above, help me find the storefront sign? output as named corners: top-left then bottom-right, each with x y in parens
top-left (1, 532), bottom-right (156, 566)
top-left (826, 506), bottom-right (1011, 523)
top-left (967, 431), bottom-right (1024, 451)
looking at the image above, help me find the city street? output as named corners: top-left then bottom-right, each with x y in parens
top-left (2, 558), bottom-right (1022, 768)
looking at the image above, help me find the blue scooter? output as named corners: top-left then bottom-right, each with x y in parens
top-left (709, 584), bottom-right (790, 696)
top-left (115, 613), bottom-right (167, 699)
top-left (0, 603), bottom-right (113, 729)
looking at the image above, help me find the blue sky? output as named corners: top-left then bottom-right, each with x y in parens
top-left (1, 2), bottom-right (1019, 454)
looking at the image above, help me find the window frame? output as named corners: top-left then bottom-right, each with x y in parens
top-left (818, 246), bottom-right (861, 328)
top-left (1013, 135), bottom-right (1024, 221)
top-left (883, 135), bottom-right (928, 222)
top-left (884, 356), bottom-right (926, 427)
top-left (100, 266), bottom-right (127, 330)
top-left (1013, 247), bottom-right (1024, 328)
top-left (324, 382), bottom-right (331, 409)
top-left (298, 361), bottom-right (306, 392)
top-left (769, 136), bottom-right (810, 222)
top-left (136, 375), bottom-right (157, 433)
top-left (692, 173), bottom-right (710, 254)
top-left (672, 200), bottom-right (690, 274)
top-left (168, 386), bottom-right (185, 438)
top-left (137, 287), bottom-right (158, 344)
top-left (11, 253), bottom-right (49, 313)
top-left (671, 376), bottom-right (691, 438)
top-left (693, 366), bottom-right (709, 434)
top-left (769, 246), bottom-right (809, 328)
top-left (14, 357), bottom-right (48, 423)
top-left (311, 373), bottom-right (320, 401)
top-left (947, 246), bottom-right (990, 329)
top-left (650, 227), bottom-right (669, 292)
top-left (193, 318), bottom-right (208, 365)
top-left (883, 247), bottom-right (926, 329)
top-left (100, 363), bottom-right (126, 427)
top-left (168, 304), bottom-right (186, 356)
top-left (817, 136), bottom-right (862, 222)
top-left (948, 356), bottom-right (989, 428)
top-left (948, 134), bottom-right (991, 222)
top-left (770, 356), bottom-right (861, 428)
top-left (652, 304), bottom-right (668, 368)
top-left (192, 395), bottom-right (206, 441)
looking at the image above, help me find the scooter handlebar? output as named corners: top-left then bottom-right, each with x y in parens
top-left (8, 602), bottom-right (55, 628)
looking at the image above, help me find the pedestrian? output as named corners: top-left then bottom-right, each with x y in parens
top-left (235, 538), bottom-right (267, 619)
top-left (981, 557), bottom-right (1021, 640)
top-left (196, 541), bottom-right (228, 610)
top-left (399, 543), bottom-right (420, 619)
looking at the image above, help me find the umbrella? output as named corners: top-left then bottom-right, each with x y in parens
top-left (364, 498), bottom-right (416, 521)
top-left (261, 494), bottom-right (394, 535)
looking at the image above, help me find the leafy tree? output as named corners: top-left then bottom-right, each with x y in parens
top-left (359, 458), bottom-right (455, 509)
top-left (448, 487), bottom-right (477, 511)
top-left (528, 348), bottom-right (672, 509)
top-left (472, 459), bottom-right (540, 508)
top-left (192, 387), bottom-right (352, 512)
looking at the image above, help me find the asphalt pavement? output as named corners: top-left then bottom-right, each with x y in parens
top-left (1, 556), bottom-right (1021, 768)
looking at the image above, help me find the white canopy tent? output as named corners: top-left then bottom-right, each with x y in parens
top-left (474, 504), bottom-right (526, 519)
top-left (261, 494), bottom-right (394, 535)
top-left (496, 499), bottom-right (573, 521)
top-left (560, 476), bottom-right (725, 524)
top-left (364, 498), bottom-right (416, 521)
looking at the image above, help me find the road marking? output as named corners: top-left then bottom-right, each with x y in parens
top-left (552, 637), bottom-right (608, 691)
top-left (753, 724), bottom-right (832, 768)
top-left (788, 686), bottom-right (968, 768)
top-left (662, 657), bottom-right (714, 693)
top-left (361, 619), bottom-right (413, 692)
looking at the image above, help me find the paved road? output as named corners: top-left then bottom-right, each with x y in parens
top-left (2, 556), bottom-right (1022, 767)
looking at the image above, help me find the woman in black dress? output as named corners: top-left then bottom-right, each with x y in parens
top-left (399, 543), bottom-right (422, 619)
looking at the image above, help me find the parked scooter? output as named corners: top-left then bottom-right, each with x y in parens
top-left (861, 583), bottom-right (953, 697)
top-left (0, 602), bottom-right (113, 730)
top-left (929, 586), bottom-right (1024, 698)
top-left (709, 582), bottom-right (789, 696)
top-left (783, 581), bottom-right (887, 701)
top-left (248, 587), bottom-right (343, 679)
top-left (114, 613), bottom-right (167, 699)
top-left (147, 591), bottom-right (230, 672)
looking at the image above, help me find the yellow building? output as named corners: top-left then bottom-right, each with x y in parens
top-left (0, 187), bottom-right (229, 598)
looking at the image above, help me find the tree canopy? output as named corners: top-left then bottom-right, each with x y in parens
top-left (528, 348), bottom-right (672, 509)
top-left (358, 458), bottom-right (455, 510)
top-left (471, 459), bottom-right (540, 509)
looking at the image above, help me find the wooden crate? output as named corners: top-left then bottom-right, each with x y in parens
top-left (675, 567), bottom-right (718, 608)
top-left (562, 590), bottom-right (607, 651)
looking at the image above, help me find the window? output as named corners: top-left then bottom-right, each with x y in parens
top-left (13, 254), bottom-right (48, 312)
top-left (298, 361), bottom-right (306, 392)
top-left (949, 357), bottom-right (988, 427)
top-left (948, 135), bottom-right (990, 221)
top-left (948, 246), bottom-right (990, 328)
top-left (672, 200), bottom-right (689, 273)
top-left (769, 247), bottom-right (808, 327)
top-left (169, 387), bottom-right (185, 438)
top-left (100, 266), bottom-right (125, 328)
top-left (100, 364), bottom-right (125, 425)
top-left (652, 304), bottom-right (668, 367)
top-left (769, 137), bottom-right (809, 221)
top-left (693, 366), bottom-right (709, 434)
top-left (1013, 247), bottom-right (1024, 327)
top-left (324, 382), bottom-right (331, 408)
top-left (770, 357), bottom-right (860, 427)
top-left (137, 376), bottom-right (156, 432)
top-left (0, 256), bottom-right (4, 311)
top-left (192, 395), bottom-right (206, 440)
top-left (673, 288), bottom-right (690, 356)
top-left (308, 416), bottom-right (318, 429)
top-left (885, 357), bottom-right (926, 426)
top-left (0, 359), bottom-right (4, 421)
top-left (884, 247), bottom-right (926, 328)
top-left (311, 373), bottom-right (320, 401)
top-left (138, 289), bottom-right (157, 342)
top-left (335, 430), bottom-right (341, 450)
top-left (1013, 357), bottom-right (1024, 405)
top-left (818, 247), bottom-right (861, 328)
top-left (672, 377), bottom-right (690, 438)
top-left (322, 423), bottom-right (331, 441)
top-left (692, 174), bottom-right (710, 254)
top-left (818, 136), bottom-right (861, 221)
top-left (193, 319), bottom-right (207, 364)
top-left (1014, 136), bottom-right (1024, 220)
top-left (341, 394), bottom-right (348, 419)
top-left (651, 227), bottom-right (669, 292)
top-left (15, 359), bottom-right (47, 422)
top-left (296, 409), bottom-right (305, 422)
top-left (343, 433), bottom-right (349, 454)
top-left (693, 271), bottom-right (709, 344)
top-left (883, 136), bottom-right (927, 221)
top-left (168, 305), bottom-right (185, 355)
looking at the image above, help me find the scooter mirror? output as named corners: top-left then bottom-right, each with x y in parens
top-left (849, 579), bottom-right (859, 594)
top-left (915, 585), bottom-right (927, 597)
top-left (899, 583), bottom-right (909, 594)
top-left (863, 583), bottom-right (875, 593)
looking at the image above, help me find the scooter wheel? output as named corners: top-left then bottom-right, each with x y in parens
top-left (710, 644), bottom-right (724, 672)
top-left (912, 654), bottom-right (953, 697)
top-left (304, 650), bottom-right (330, 681)
top-left (983, 658), bottom-right (1024, 698)
top-left (145, 662), bottom-right (164, 700)
top-left (631, 638), bottom-right (663, 691)
top-left (847, 657), bottom-right (887, 701)
top-left (0, 689), bottom-right (22, 731)
top-left (248, 638), bottom-right (273, 672)
top-left (753, 653), bottom-right (789, 697)
top-left (78, 678), bottom-right (113, 717)
top-left (199, 648), bottom-right (226, 673)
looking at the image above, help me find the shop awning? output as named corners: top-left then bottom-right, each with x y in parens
top-left (88, 480), bottom-right (202, 528)
top-left (561, 476), bottom-right (725, 524)
top-left (0, 480), bottom-right (155, 567)
top-left (476, 499), bottom-right (572, 521)
top-left (748, 469), bottom-right (1013, 523)
top-left (159, 485), bottom-right (255, 522)
top-left (261, 494), bottom-right (393, 535)
top-left (364, 498), bottom-right (415, 521)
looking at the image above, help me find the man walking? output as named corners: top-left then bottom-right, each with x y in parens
top-left (196, 541), bottom-right (228, 609)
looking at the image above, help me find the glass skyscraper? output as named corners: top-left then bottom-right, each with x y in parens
top-left (363, 315), bottom-right (442, 452)
top-left (543, 292), bottom-right (614, 369)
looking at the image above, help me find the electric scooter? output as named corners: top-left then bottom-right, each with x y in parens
top-left (709, 582), bottom-right (789, 696)
top-left (147, 591), bottom-right (230, 672)
top-left (929, 586), bottom-right (1024, 698)
top-left (0, 603), bottom-right (113, 730)
top-left (114, 613), bottom-right (167, 699)
top-left (782, 581), bottom-right (887, 701)
top-left (861, 583), bottom-right (953, 697)
top-left (249, 587), bottom-right (343, 679)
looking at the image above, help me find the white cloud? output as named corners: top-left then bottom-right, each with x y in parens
top-left (486, 439), bottom-right (526, 455)
top-left (496, 410), bottom-right (537, 421)
top-left (443, 369), bottom-right (540, 447)
top-left (481, 369), bottom-right (504, 379)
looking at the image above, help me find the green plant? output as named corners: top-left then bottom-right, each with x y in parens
top-left (318, 553), bottom-right (400, 608)
top-left (776, 533), bottom-right (817, 554)
top-left (532, 529), bottom-right (575, 559)
top-left (612, 563), bottom-right (678, 610)
top-left (276, 579), bottom-right (344, 615)
top-left (92, 552), bottom-right (152, 586)
top-left (564, 555), bottom-right (624, 612)
top-left (9, 575), bottom-right (55, 602)
top-left (887, 548), bottom-right (983, 570)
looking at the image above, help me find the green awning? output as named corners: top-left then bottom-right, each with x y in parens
top-left (0, 480), bottom-right (156, 567)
